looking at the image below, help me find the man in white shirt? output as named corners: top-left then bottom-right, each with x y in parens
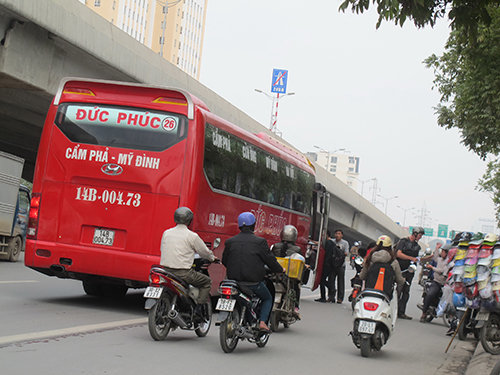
top-left (160, 207), bottom-right (216, 313)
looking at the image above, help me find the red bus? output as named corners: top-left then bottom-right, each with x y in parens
top-left (25, 78), bottom-right (328, 298)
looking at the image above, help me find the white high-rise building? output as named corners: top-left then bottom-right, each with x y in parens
top-left (80, 0), bottom-right (207, 80)
top-left (306, 150), bottom-right (360, 190)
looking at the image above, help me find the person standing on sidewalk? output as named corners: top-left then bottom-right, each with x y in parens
top-left (396, 226), bottom-right (424, 319)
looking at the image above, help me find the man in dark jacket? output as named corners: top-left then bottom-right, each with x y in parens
top-left (315, 230), bottom-right (335, 303)
top-left (222, 212), bottom-right (284, 332)
top-left (396, 226), bottom-right (424, 319)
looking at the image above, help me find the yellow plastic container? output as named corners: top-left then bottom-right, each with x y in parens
top-left (277, 257), bottom-right (304, 280)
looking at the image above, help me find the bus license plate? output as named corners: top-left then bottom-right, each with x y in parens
top-left (143, 286), bottom-right (163, 299)
top-left (216, 298), bottom-right (236, 311)
top-left (358, 320), bottom-right (376, 334)
top-left (93, 228), bottom-right (115, 246)
top-left (477, 311), bottom-right (490, 321)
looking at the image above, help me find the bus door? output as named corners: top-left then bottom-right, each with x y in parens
top-left (310, 182), bottom-right (330, 291)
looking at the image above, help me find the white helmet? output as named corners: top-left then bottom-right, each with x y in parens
top-left (479, 283), bottom-right (493, 299)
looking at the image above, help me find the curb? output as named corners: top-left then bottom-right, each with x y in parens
top-left (465, 340), bottom-right (500, 375)
top-left (434, 339), bottom-right (477, 375)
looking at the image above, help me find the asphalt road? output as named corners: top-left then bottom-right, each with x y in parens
top-left (0, 254), bottom-right (465, 375)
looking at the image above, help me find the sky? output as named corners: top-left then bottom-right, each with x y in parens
top-left (198, 0), bottom-right (497, 236)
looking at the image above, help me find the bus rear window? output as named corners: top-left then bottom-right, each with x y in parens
top-left (54, 104), bottom-right (188, 151)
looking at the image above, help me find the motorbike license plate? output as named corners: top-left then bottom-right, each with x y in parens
top-left (358, 320), bottom-right (376, 334)
top-left (274, 293), bottom-right (282, 303)
top-left (143, 286), bottom-right (163, 299)
top-left (93, 228), bottom-right (115, 246)
top-left (216, 298), bottom-right (236, 311)
top-left (477, 311), bottom-right (490, 321)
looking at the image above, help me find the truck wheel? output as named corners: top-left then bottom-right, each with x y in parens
top-left (7, 237), bottom-right (22, 262)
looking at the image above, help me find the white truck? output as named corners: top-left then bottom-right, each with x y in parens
top-left (0, 151), bottom-right (30, 262)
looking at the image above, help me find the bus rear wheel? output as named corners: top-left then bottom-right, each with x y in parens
top-left (83, 281), bottom-right (128, 299)
top-left (83, 281), bottom-right (104, 297)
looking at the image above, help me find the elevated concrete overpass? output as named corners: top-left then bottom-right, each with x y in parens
top-left (0, 0), bottom-right (408, 244)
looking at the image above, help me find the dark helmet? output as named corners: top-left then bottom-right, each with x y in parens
top-left (280, 225), bottom-right (298, 243)
top-left (174, 207), bottom-right (194, 225)
top-left (238, 212), bottom-right (256, 228)
top-left (412, 226), bottom-right (425, 236)
top-left (459, 232), bottom-right (473, 242)
top-left (452, 231), bottom-right (464, 245)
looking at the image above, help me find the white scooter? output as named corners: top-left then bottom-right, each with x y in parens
top-left (350, 262), bottom-right (416, 357)
top-left (350, 286), bottom-right (398, 357)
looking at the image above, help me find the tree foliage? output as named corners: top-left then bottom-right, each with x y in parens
top-left (424, 7), bottom-right (500, 160)
top-left (339, 2), bottom-right (500, 225)
top-left (339, 1), bottom-right (498, 35)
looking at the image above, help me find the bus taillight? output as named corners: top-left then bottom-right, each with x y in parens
top-left (63, 87), bottom-right (96, 97)
top-left (27, 193), bottom-right (41, 240)
top-left (152, 97), bottom-right (187, 106)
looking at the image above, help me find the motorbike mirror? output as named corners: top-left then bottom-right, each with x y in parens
top-left (213, 238), bottom-right (221, 250)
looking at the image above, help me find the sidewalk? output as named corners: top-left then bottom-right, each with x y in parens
top-left (435, 337), bottom-right (499, 375)
top-left (465, 340), bottom-right (499, 375)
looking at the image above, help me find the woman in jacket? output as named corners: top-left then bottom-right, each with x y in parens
top-left (359, 235), bottom-right (405, 297)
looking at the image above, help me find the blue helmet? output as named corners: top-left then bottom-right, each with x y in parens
top-left (453, 292), bottom-right (466, 307)
top-left (238, 212), bottom-right (256, 227)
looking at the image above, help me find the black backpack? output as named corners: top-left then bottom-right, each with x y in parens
top-left (330, 240), bottom-right (345, 268)
top-left (364, 262), bottom-right (395, 299)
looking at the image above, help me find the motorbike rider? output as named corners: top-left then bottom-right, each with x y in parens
top-left (396, 226), bottom-right (425, 320)
top-left (350, 241), bottom-right (361, 269)
top-left (348, 246), bottom-right (367, 302)
top-left (160, 207), bottom-right (218, 319)
top-left (418, 244), bottom-right (450, 322)
top-left (271, 225), bottom-right (302, 257)
top-left (271, 225), bottom-right (303, 314)
top-left (359, 235), bottom-right (405, 293)
top-left (418, 243), bottom-right (443, 284)
top-left (222, 212), bottom-right (285, 333)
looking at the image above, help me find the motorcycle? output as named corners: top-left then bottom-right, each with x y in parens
top-left (143, 257), bottom-right (216, 341)
top-left (457, 306), bottom-right (481, 340)
top-left (478, 309), bottom-right (500, 354)
top-left (348, 255), bottom-right (364, 310)
top-left (419, 265), bottom-right (432, 287)
top-left (417, 280), bottom-right (443, 323)
top-left (215, 278), bottom-right (274, 353)
top-left (350, 286), bottom-right (397, 357)
top-left (267, 273), bottom-right (300, 331)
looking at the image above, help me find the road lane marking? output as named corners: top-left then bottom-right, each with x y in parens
top-left (0, 280), bottom-right (39, 284)
top-left (0, 317), bottom-right (147, 346)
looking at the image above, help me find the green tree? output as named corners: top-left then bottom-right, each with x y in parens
top-left (339, 1), bottom-right (498, 34)
top-left (424, 7), bottom-right (500, 159)
top-left (424, 7), bottom-right (500, 224)
top-left (339, 2), bottom-right (500, 225)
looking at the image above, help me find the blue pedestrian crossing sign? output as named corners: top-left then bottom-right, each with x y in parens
top-left (271, 69), bottom-right (288, 94)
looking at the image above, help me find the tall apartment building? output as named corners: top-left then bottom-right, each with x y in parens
top-left (305, 150), bottom-right (360, 190)
top-left (79, 0), bottom-right (207, 80)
